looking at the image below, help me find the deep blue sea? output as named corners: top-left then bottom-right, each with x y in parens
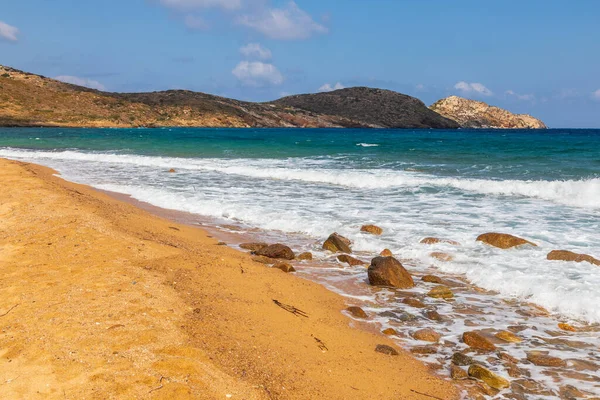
top-left (2, 127), bottom-right (600, 396)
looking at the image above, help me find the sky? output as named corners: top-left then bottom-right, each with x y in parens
top-left (1, 0), bottom-right (600, 128)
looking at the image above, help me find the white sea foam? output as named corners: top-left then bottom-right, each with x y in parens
top-left (356, 143), bottom-right (380, 147)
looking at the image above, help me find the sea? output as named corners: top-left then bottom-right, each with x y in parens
top-left (1, 127), bottom-right (599, 398)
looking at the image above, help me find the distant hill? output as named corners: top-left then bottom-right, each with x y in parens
top-left (430, 96), bottom-right (546, 129)
top-left (1, 64), bottom-right (460, 129)
top-left (273, 87), bottom-right (459, 129)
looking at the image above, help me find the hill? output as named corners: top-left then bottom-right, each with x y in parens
top-left (0, 65), bottom-right (458, 129)
top-left (430, 96), bottom-right (547, 129)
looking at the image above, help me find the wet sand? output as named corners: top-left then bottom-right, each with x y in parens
top-left (0, 158), bottom-right (458, 399)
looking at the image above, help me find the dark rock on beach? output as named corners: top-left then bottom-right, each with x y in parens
top-left (346, 306), bottom-right (368, 319)
top-left (296, 252), bottom-right (313, 261)
top-left (476, 232), bottom-right (537, 249)
top-left (452, 352), bottom-right (474, 366)
top-left (468, 364), bottom-right (510, 390)
top-left (273, 262), bottom-right (296, 273)
top-left (337, 254), bottom-right (364, 266)
top-left (322, 233), bottom-right (352, 253)
top-left (367, 256), bottom-right (415, 289)
top-left (240, 242), bottom-right (269, 252)
top-left (375, 344), bottom-right (399, 356)
top-left (254, 244), bottom-right (295, 260)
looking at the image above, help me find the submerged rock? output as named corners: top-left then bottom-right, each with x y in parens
top-left (476, 232), bottom-right (537, 249)
top-left (410, 345), bottom-right (438, 355)
top-left (322, 233), bottom-right (352, 253)
top-left (526, 351), bottom-right (566, 367)
top-left (421, 275), bottom-right (444, 284)
top-left (296, 252), bottom-right (313, 261)
top-left (240, 242), bottom-right (269, 252)
top-left (463, 331), bottom-right (496, 351)
top-left (375, 344), bottom-right (399, 356)
top-left (420, 237), bottom-right (461, 246)
top-left (255, 244), bottom-right (295, 260)
top-left (468, 364), bottom-right (510, 390)
top-left (401, 297), bottom-right (426, 308)
top-left (547, 250), bottom-right (600, 266)
top-left (495, 330), bottom-right (522, 343)
top-left (337, 254), bottom-right (364, 266)
top-left (367, 256), bottom-right (415, 289)
top-left (558, 322), bottom-right (577, 332)
top-left (273, 262), bottom-right (296, 273)
top-left (430, 252), bottom-right (454, 262)
top-left (360, 224), bottom-right (383, 235)
top-left (346, 306), bottom-right (368, 319)
top-left (427, 285), bottom-right (453, 299)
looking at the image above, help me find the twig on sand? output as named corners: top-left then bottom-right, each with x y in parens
top-left (0, 304), bottom-right (19, 317)
top-left (410, 389), bottom-right (445, 400)
top-left (272, 299), bottom-right (308, 318)
top-left (312, 335), bottom-right (328, 351)
top-left (149, 376), bottom-right (166, 394)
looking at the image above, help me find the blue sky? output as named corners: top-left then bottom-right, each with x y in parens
top-left (1, 0), bottom-right (599, 127)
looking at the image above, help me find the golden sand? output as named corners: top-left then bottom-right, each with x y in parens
top-left (0, 159), bottom-right (457, 399)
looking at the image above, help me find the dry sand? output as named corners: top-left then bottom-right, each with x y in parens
top-left (0, 158), bottom-right (458, 399)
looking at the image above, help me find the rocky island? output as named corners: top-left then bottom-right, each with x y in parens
top-left (430, 95), bottom-right (546, 129)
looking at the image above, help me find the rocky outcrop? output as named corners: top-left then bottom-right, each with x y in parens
top-left (547, 250), bottom-right (600, 266)
top-left (275, 87), bottom-right (460, 129)
top-left (367, 256), bottom-right (415, 288)
top-left (360, 225), bottom-right (383, 235)
top-left (430, 96), bottom-right (546, 129)
top-left (323, 233), bottom-right (352, 253)
top-left (476, 232), bottom-right (537, 249)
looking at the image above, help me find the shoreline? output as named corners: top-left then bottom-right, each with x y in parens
top-left (0, 158), bottom-right (458, 399)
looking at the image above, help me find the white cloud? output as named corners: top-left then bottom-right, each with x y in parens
top-left (454, 81), bottom-right (493, 96)
top-left (592, 89), bottom-right (600, 101)
top-left (240, 43), bottom-right (272, 60)
top-left (506, 90), bottom-right (535, 101)
top-left (0, 21), bottom-right (19, 42)
top-left (237, 1), bottom-right (327, 40)
top-left (159, 0), bottom-right (241, 11)
top-left (54, 75), bottom-right (106, 91)
top-left (232, 61), bottom-right (283, 87)
top-left (318, 82), bottom-right (345, 92)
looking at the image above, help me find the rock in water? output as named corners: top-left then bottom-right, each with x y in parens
top-left (430, 252), bottom-right (453, 262)
top-left (322, 233), bottom-right (352, 253)
top-left (420, 237), bottom-right (461, 246)
top-left (254, 244), bottom-right (295, 260)
top-left (463, 331), bottom-right (496, 351)
top-left (346, 306), bottom-right (368, 319)
top-left (451, 352), bottom-right (474, 366)
top-left (476, 232), bottom-right (537, 249)
top-left (427, 285), bottom-right (454, 299)
top-left (337, 254), bottom-right (364, 266)
top-left (468, 364), bottom-right (510, 390)
top-left (411, 328), bottom-right (441, 342)
top-left (360, 224), bottom-right (383, 235)
top-left (367, 256), bottom-right (415, 289)
top-left (296, 252), bottom-right (313, 261)
top-left (547, 250), bottom-right (600, 266)
top-left (495, 330), bottom-right (522, 343)
top-left (375, 344), bottom-right (399, 356)
top-left (273, 262), bottom-right (296, 273)
top-left (450, 365), bottom-right (468, 380)
top-left (430, 95), bottom-right (546, 129)
top-left (422, 275), bottom-right (444, 284)
top-left (240, 242), bottom-right (269, 252)
top-left (526, 351), bottom-right (566, 367)
top-left (382, 328), bottom-right (398, 335)
top-left (380, 249), bottom-right (393, 257)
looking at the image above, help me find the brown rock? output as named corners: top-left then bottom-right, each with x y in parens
top-left (401, 297), bottom-right (426, 308)
top-left (382, 328), bottom-right (398, 336)
top-left (559, 385), bottom-right (586, 399)
top-left (498, 352), bottom-right (519, 364)
top-left (421, 275), bottom-right (444, 284)
top-left (251, 255), bottom-right (276, 264)
top-left (410, 345), bottom-right (437, 355)
top-left (424, 310), bottom-right (443, 321)
top-left (238, 241), bottom-right (258, 250)
top-left (322, 233), bottom-right (352, 253)
top-left (273, 262), bottom-right (296, 273)
top-left (450, 364), bottom-right (468, 380)
top-left (476, 232), bottom-right (537, 249)
top-left (367, 256), bottom-right (414, 289)
top-left (346, 306), bottom-right (367, 319)
top-left (547, 250), bottom-right (600, 266)
top-left (430, 252), bottom-right (453, 262)
top-left (468, 364), bottom-right (510, 390)
top-left (380, 248), bottom-right (392, 257)
top-left (558, 322), bottom-right (577, 332)
top-left (337, 254), bottom-right (364, 266)
top-left (505, 362), bottom-right (524, 378)
top-left (360, 224), bottom-right (383, 235)
top-left (495, 330), bottom-right (522, 343)
top-left (254, 243), bottom-right (295, 260)
top-left (411, 328), bottom-right (441, 342)
top-left (168, 168), bottom-right (176, 173)
top-left (451, 352), bottom-right (474, 366)
top-left (296, 252), bottom-right (313, 261)
top-left (463, 331), bottom-right (496, 351)
top-left (526, 351), bottom-right (566, 367)
top-left (420, 237), bottom-right (460, 246)
top-left (427, 285), bottom-right (453, 299)
top-left (375, 344), bottom-right (398, 356)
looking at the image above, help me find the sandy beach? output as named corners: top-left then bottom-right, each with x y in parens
top-left (0, 158), bottom-right (458, 399)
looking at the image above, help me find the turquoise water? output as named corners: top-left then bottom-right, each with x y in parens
top-left (2, 127), bottom-right (600, 396)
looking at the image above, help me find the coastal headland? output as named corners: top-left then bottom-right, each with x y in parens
top-left (0, 158), bottom-right (457, 399)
